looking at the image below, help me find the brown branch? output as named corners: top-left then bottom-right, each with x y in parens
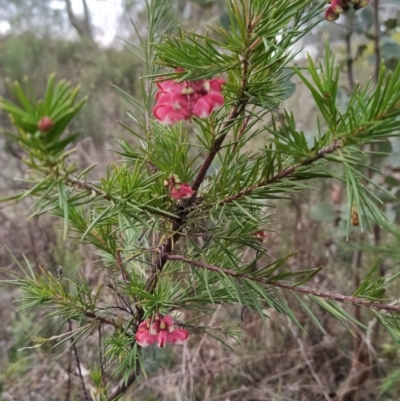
top-left (345, 13), bottom-right (355, 91)
top-left (83, 309), bottom-right (121, 328)
top-left (64, 345), bottom-right (72, 401)
top-left (164, 253), bottom-right (400, 314)
top-left (99, 325), bottom-right (106, 388)
top-left (219, 140), bottom-right (342, 206)
top-left (373, 0), bottom-right (381, 85)
top-left (66, 176), bottom-right (110, 199)
top-left (191, 104), bottom-right (244, 193)
top-left (191, 6), bottom-right (254, 193)
top-left (68, 319), bottom-right (90, 401)
top-left (143, 6), bottom-right (257, 292)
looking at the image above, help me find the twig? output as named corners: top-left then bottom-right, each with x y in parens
top-left (164, 253), bottom-right (400, 314)
top-left (116, 245), bottom-right (129, 282)
top-left (58, 266), bottom-right (90, 401)
top-left (68, 319), bottom-right (90, 401)
top-left (373, 0), bottom-right (380, 84)
top-left (219, 140), bottom-right (342, 206)
top-left (191, 102), bottom-right (245, 193)
top-left (75, 308), bottom-right (120, 328)
top-left (191, 5), bottom-right (254, 193)
top-left (64, 344), bottom-right (72, 401)
top-left (287, 318), bottom-right (332, 401)
top-left (66, 176), bottom-right (109, 199)
top-left (344, 13), bottom-right (355, 91)
top-left (66, 175), bottom-right (174, 220)
top-left (99, 325), bottom-right (105, 387)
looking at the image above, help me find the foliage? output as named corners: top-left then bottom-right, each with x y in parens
top-left (2, 0), bottom-right (400, 400)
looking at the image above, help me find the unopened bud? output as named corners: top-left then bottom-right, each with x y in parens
top-left (253, 230), bottom-right (268, 242)
top-left (351, 205), bottom-right (359, 227)
top-left (353, 0), bottom-right (369, 9)
top-left (331, 0), bottom-right (344, 14)
top-left (38, 116), bottom-right (53, 132)
top-left (325, 6), bottom-right (340, 21)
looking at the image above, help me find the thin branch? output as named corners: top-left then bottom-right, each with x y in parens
top-left (164, 253), bottom-right (400, 314)
top-left (191, 5), bottom-right (255, 193)
top-left (345, 13), bottom-right (355, 91)
top-left (287, 318), bottom-right (331, 401)
top-left (219, 140), bottom-right (342, 206)
top-left (373, 0), bottom-right (381, 84)
top-left (191, 104), bottom-right (243, 193)
top-left (68, 319), bottom-right (90, 401)
top-left (99, 325), bottom-right (106, 388)
top-left (142, 4), bottom-right (259, 299)
top-left (66, 176), bottom-right (110, 199)
top-left (70, 306), bottom-right (120, 328)
top-left (65, 175), bottom-right (175, 220)
top-left (64, 344), bottom-right (72, 401)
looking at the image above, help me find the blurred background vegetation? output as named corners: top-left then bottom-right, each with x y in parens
top-left (1, 1), bottom-right (400, 400)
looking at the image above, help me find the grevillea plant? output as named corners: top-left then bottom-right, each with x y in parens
top-left (2, 0), bottom-right (400, 400)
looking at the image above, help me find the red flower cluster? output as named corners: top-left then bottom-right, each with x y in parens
top-left (136, 315), bottom-right (189, 348)
top-left (164, 175), bottom-right (194, 200)
top-left (325, 0), bottom-right (369, 22)
top-left (153, 72), bottom-right (226, 125)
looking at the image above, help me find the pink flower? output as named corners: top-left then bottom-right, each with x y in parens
top-left (136, 315), bottom-right (189, 348)
top-left (153, 71), bottom-right (225, 125)
top-left (170, 183), bottom-right (194, 200)
top-left (135, 320), bottom-right (158, 347)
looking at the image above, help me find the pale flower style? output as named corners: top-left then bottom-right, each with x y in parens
top-left (136, 315), bottom-right (189, 348)
top-left (153, 71), bottom-right (225, 125)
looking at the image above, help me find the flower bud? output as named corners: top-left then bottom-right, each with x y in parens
top-left (331, 0), bottom-right (344, 14)
top-left (38, 116), bottom-right (53, 132)
top-left (353, 0), bottom-right (369, 9)
top-left (325, 6), bottom-right (340, 21)
top-left (351, 205), bottom-right (359, 226)
top-left (253, 230), bottom-right (268, 242)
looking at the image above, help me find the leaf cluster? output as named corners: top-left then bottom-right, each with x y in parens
top-left (1, 74), bottom-right (87, 167)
